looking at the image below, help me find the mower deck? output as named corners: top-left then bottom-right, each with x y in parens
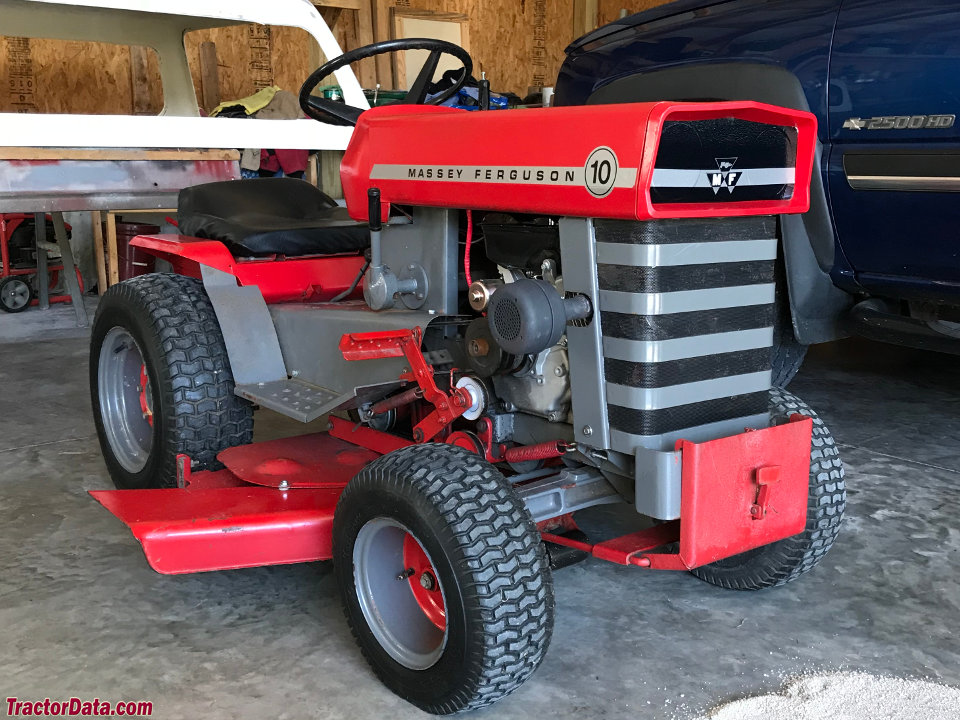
top-left (91, 418), bottom-right (813, 575)
top-left (89, 432), bottom-right (373, 574)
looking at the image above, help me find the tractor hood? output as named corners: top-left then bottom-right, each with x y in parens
top-left (340, 100), bottom-right (817, 223)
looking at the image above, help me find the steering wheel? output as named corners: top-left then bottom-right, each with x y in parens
top-left (299, 38), bottom-right (473, 127)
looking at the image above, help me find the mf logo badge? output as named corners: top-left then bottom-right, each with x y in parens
top-left (708, 157), bottom-right (740, 194)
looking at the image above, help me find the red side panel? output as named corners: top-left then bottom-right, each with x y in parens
top-left (340, 101), bottom-right (817, 222)
top-left (676, 417), bottom-right (813, 568)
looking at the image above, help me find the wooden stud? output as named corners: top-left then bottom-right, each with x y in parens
top-left (318, 7), bottom-right (344, 28)
top-left (391, 9), bottom-right (470, 91)
top-left (313, 0), bottom-right (363, 9)
top-left (574, 0), bottom-right (600, 37)
top-left (319, 150), bottom-right (345, 199)
top-left (129, 46), bottom-right (152, 115)
top-left (106, 209), bottom-right (176, 216)
top-left (354, 1), bottom-right (377, 88)
top-left (305, 153), bottom-right (320, 188)
top-left (105, 212), bottom-right (119, 288)
top-left (91, 211), bottom-right (107, 296)
top-left (372, 0), bottom-right (394, 89)
top-left (198, 41), bottom-right (221, 113)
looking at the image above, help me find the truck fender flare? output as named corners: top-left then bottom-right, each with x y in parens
top-left (588, 62), bottom-right (851, 344)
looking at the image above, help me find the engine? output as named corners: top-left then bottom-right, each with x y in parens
top-left (460, 216), bottom-right (589, 425)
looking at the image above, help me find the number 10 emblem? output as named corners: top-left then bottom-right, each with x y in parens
top-left (585, 146), bottom-right (619, 197)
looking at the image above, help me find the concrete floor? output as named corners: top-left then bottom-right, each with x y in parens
top-left (1, 332), bottom-right (957, 719)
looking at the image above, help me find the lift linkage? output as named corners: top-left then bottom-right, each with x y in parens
top-left (339, 327), bottom-right (474, 442)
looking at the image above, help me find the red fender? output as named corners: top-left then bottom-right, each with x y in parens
top-left (130, 234), bottom-right (366, 303)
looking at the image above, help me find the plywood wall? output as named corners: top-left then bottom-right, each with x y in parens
top-left (0, 35), bottom-right (162, 115)
top-left (1, 0), bottom-right (586, 116)
top-left (183, 25), bottom-right (317, 112)
top-left (597, 1), bottom-right (671, 27)
top-left (370, 0), bottom-right (573, 96)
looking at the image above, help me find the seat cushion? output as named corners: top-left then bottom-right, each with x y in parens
top-left (178, 178), bottom-right (369, 257)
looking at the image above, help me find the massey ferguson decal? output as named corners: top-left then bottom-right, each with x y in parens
top-left (369, 157), bottom-right (638, 195)
top-left (843, 114), bottom-right (956, 131)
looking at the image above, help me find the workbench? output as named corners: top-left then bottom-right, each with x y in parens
top-left (0, 147), bottom-right (240, 325)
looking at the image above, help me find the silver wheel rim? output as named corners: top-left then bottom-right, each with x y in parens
top-left (1, 278), bottom-right (30, 310)
top-left (98, 327), bottom-right (154, 473)
top-left (353, 517), bottom-right (448, 670)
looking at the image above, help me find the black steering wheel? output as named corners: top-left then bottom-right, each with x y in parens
top-left (299, 38), bottom-right (473, 127)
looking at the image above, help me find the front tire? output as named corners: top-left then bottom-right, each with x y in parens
top-left (691, 388), bottom-right (845, 590)
top-left (772, 255), bottom-right (807, 387)
top-left (90, 273), bottom-right (253, 489)
top-left (334, 444), bottom-right (554, 714)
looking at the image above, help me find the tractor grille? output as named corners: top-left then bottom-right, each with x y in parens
top-left (593, 216), bottom-right (777, 452)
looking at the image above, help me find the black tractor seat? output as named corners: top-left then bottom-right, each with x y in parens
top-left (178, 178), bottom-right (370, 258)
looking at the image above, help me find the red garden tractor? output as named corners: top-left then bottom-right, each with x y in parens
top-left (88, 39), bottom-right (846, 713)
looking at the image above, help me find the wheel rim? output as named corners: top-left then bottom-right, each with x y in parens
top-left (98, 327), bottom-right (154, 473)
top-left (353, 518), bottom-right (448, 670)
top-left (1, 278), bottom-right (30, 310)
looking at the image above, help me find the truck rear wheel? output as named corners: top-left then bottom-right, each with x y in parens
top-left (90, 273), bottom-right (253, 489)
top-left (691, 388), bottom-right (845, 590)
top-left (333, 444), bottom-right (554, 714)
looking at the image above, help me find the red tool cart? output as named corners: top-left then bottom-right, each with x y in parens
top-left (0, 213), bottom-right (84, 313)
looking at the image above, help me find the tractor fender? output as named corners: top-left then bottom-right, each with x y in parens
top-left (587, 63), bottom-right (852, 344)
top-left (129, 235), bottom-right (288, 387)
top-left (130, 234), bottom-right (367, 304)
top-left (130, 234), bottom-right (234, 279)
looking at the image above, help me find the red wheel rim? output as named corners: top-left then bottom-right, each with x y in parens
top-left (138, 364), bottom-right (153, 427)
top-left (403, 533), bottom-right (445, 631)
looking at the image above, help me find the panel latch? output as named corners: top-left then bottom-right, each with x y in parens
top-left (750, 465), bottom-right (781, 520)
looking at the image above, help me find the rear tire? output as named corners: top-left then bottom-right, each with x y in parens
top-left (334, 444), bottom-right (554, 714)
top-left (691, 388), bottom-right (845, 590)
top-left (90, 273), bottom-right (253, 489)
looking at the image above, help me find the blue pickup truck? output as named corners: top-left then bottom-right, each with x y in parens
top-left (556, 0), bottom-right (960, 385)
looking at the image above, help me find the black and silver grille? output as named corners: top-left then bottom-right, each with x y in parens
top-left (593, 216), bottom-right (777, 452)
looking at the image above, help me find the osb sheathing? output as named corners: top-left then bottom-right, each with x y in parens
top-left (1, 1), bottom-right (670, 116)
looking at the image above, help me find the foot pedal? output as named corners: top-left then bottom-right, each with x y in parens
top-left (234, 378), bottom-right (348, 422)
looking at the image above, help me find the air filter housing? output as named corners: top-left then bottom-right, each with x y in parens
top-left (488, 279), bottom-right (590, 356)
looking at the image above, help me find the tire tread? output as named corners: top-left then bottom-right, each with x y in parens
top-left (337, 444), bottom-right (554, 714)
top-left (92, 273), bottom-right (253, 487)
top-left (691, 388), bottom-right (846, 590)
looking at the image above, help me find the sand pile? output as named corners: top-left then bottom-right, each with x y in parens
top-left (697, 672), bottom-right (960, 720)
